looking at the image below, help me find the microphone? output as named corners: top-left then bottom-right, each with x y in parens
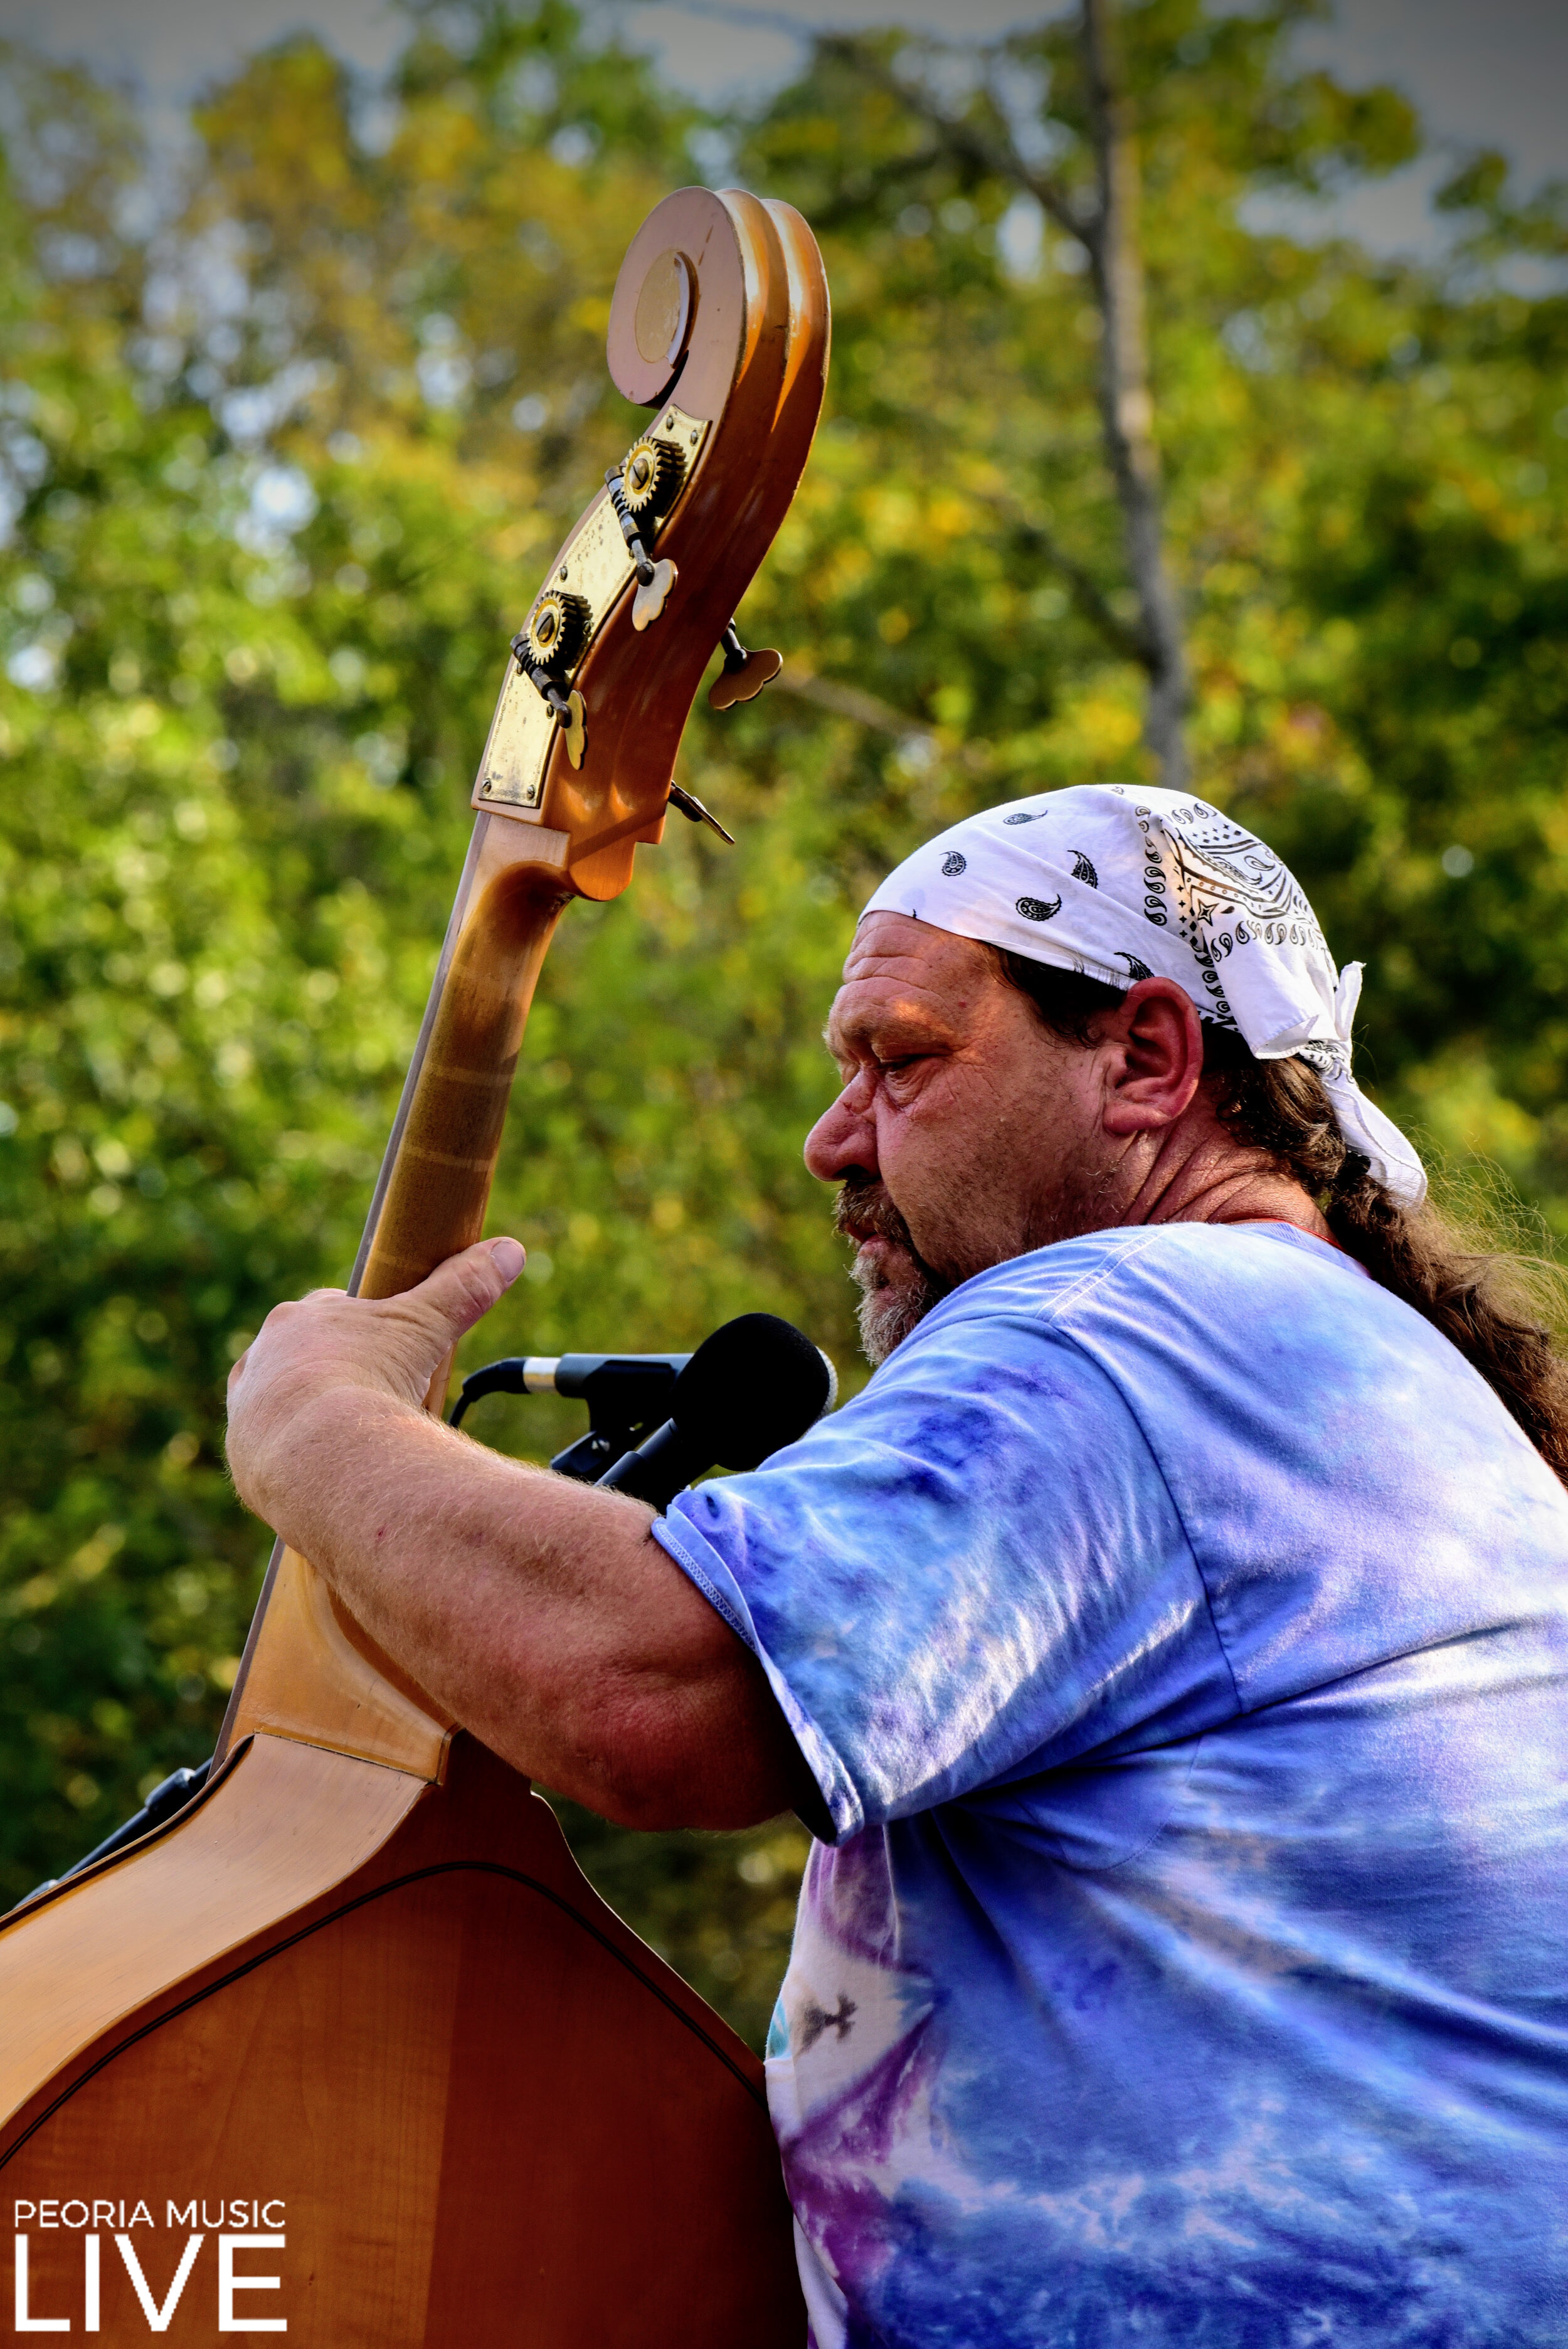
top-left (596, 1312), bottom-right (837, 1510)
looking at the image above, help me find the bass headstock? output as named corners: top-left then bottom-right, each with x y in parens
top-left (470, 188), bottom-right (830, 902)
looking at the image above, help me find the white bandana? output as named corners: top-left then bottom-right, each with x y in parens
top-left (862, 783), bottom-right (1425, 1206)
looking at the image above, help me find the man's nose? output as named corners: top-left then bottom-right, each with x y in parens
top-left (804, 1079), bottom-right (877, 1183)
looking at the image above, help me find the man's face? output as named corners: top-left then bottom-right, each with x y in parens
top-left (804, 913), bottom-right (1113, 1362)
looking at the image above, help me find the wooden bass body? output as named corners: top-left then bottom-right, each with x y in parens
top-left (0, 187), bottom-right (829, 2345)
top-left (0, 1735), bottom-right (800, 2343)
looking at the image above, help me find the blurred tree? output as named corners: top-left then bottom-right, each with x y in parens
top-left (0, 0), bottom-right (1564, 2047)
top-left (739, 0), bottom-right (1565, 1191)
top-left (817, 0), bottom-right (1209, 785)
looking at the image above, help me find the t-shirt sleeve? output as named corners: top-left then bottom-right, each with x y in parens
top-left (652, 1303), bottom-right (1232, 1841)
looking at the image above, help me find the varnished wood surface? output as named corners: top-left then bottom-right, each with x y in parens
top-left (0, 1736), bottom-right (423, 2115)
top-left (3, 1737), bottom-right (804, 2346)
top-left (359, 834), bottom-right (571, 1301)
top-left (534, 191), bottom-right (830, 904)
top-left (220, 1547), bottom-right (455, 1778)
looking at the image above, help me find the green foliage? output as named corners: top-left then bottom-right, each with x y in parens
top-left (1, 1), bottom-right (1565, 2041)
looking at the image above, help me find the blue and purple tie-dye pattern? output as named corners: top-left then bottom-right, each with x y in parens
top-left (653, 1222), bottom-right (1568, 2346)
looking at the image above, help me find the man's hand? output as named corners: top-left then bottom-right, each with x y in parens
top-left (226, 1237), bottom-right (524, 1529)
top-left (222, 1239), bottom-right (823, 1837)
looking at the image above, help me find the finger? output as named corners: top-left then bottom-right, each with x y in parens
top-left (403, 1237), bottom-right (526, 1349)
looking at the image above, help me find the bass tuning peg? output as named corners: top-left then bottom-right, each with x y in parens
top-left (605, 464), bottom-right (678, 630)
top-left (507, 631), bottom-right (588, 770)
top-left (668, 782), bottom-right (736, 844)
top-left (709, 620), bottom-right (783, 711)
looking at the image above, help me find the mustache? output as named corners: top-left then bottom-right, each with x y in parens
top-left (832, 1173), bottom-right (915, 1249)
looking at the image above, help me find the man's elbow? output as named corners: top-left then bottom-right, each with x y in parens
top-left (545, 1667), bottom-right (807, 1835)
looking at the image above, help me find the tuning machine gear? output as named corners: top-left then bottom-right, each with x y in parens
top-left (521, 589), bottom-right (590, 675)
top-left (606, 461), bottom-right (678, 631)
top-left (620, 435), bottom-right (686, 521)
top-left (509, 588), bottom-right (592, 767)
top-left (509, 629), bottom-right (588, 770)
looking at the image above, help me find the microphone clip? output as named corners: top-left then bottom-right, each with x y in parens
top-left (449, 1351), bottom-right (691, 1485)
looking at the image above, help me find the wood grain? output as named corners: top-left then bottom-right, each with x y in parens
top-left (359, 833), bottom-right (572, 1300)
top-left (3, 1737), bottom-right (804, 2346)
top-left (0, 1736), bottom-right (422, 2117)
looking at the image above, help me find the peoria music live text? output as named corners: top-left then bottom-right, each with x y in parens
top-left (13, 2204), bottom-right (288, 2333)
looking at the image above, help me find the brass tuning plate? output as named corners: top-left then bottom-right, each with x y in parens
top-left (473, 405), bottom-right (709, 817)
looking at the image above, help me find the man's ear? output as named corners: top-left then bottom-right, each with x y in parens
top-left (1099, 978), bottom-right (1207, 1135)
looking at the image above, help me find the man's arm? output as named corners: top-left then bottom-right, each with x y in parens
top-left (225, 1240), bottom-right (823, 1833)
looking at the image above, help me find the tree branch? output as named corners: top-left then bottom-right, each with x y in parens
top-left (973, 490), bottom-right (1152, 668)
top-left (771, 667), bottom-right (993, 778)
top-left (802, 144), bottom-right (954, 235)
top-left (773, 667), bottom-right (925, 736)
top-left (1079, 0), bottom-right (1189, 786)
top-left (816, 33), bottom-right (1091, 249)
top-left (818, 12), bottom-right (1192, 789)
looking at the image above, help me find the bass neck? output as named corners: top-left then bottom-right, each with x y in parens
top-left (215, 810), bottom-right (581, 1777)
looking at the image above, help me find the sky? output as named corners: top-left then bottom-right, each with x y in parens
top-left (0, 0), bottom-right (1563, 255)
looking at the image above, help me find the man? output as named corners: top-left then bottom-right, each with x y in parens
top-left (228, 785), bottom-right (1568, 2346)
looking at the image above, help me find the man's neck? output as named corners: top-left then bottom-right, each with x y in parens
top-left (1092, 1120), bottom-right (1332, 1243)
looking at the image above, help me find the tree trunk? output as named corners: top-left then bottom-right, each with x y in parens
top-left (1079, 0), bottom-right (1189, 789)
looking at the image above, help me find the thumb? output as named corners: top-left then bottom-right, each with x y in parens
top-left (410, 1236), bottom-right (526, 1347)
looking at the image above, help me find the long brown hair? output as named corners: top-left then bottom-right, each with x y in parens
top-left (1000, 953), bottom-right (1568, 1486)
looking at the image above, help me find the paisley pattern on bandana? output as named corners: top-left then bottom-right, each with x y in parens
top-left (1164, 808), bottom-right (1322, 944)
top-left (655, 1223), bottom-right (1568, 2348)
top-left (862, 783), bottom-right (1424, 1202)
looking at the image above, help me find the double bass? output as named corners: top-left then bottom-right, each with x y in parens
top-left (0, 188), bottom-right (828, 2345)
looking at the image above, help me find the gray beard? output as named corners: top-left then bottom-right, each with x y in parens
top-left (836, 1174), bottom-right (951, 1367)
top-left (837, 1153), bottom-right (1119, 1365)
top-left (851, 1255), bottom-right (944, 1366)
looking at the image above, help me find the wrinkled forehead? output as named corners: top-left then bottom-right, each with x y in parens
top-left (862, 783), bottom-right (1334, 1035)
top-left (827, 913), bottom-right (1004, 1049)
top-left (841, 908), bottom-right (952, 980)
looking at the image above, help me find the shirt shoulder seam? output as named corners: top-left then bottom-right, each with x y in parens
top-left (941, 1222), bottom-right (1364, 1343)
top-left (994, 1225), bottom-right (1176, 1332)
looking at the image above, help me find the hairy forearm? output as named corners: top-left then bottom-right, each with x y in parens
top-left (234, 1383), bottom-right (807, 1831)
top-left (246, 1385), bottom-right (644, 1778)
top-left (225, 1246), bottom-right (824, 1832)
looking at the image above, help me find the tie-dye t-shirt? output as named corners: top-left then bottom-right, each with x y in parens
top-left (652, 1221), bottom-right (1568, 2348)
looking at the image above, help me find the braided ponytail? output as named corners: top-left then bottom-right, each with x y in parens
top-left (1000, 953), bottom-right (1568, 1487)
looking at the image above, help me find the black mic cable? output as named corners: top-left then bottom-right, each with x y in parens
top-left (450, 1350), bottom-right (689, 1430)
